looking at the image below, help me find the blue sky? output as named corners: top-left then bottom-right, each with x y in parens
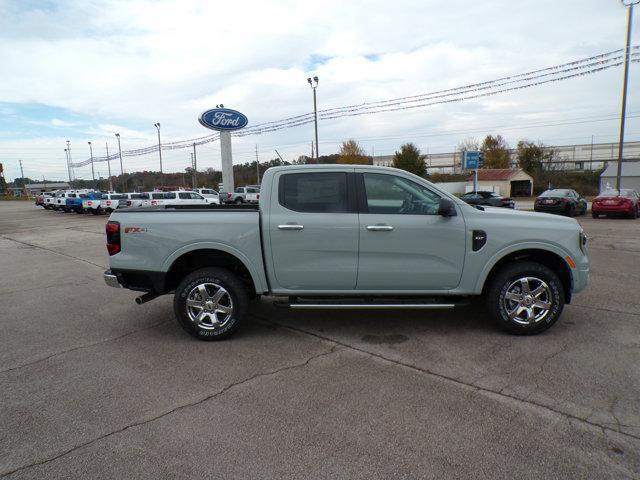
top-left (0, 0), bottom-right (638, 181)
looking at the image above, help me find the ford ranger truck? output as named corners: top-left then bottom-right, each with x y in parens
top-left (104, 165), bottom-right (589, 340)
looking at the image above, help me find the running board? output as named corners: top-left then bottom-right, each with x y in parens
top-left (283, 302), bottom-right (456, 310)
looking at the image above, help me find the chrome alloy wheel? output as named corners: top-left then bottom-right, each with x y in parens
top-left (186, 283), bottom-right (234, 330)
top-left (503, 277), bottom-right (552, 325)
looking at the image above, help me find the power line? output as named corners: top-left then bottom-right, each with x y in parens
top-left (64, 48), bottom-right (640, 168)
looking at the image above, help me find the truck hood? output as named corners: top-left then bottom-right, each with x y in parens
top-left (467, 205), bottom-right (578, 226)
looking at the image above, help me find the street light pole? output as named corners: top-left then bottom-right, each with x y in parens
top-left (307, 76), bottom-right (319, 162)
top-left (115, 133), bottom-right (124, 192)
top-left (154, 123), bottom-right (163, 185)
top-left (88, 141), bottom-right (95, 187)
top-left (105, 142), bottom-right (113, 192)
top-left (616, 0), bottom-right (639, 191)
top-left (66, 140), bottom-right (73, 185)
top-left (64, 148), bottom-right (71, 184)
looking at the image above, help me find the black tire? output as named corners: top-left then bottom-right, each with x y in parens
top-left (174, 267), bottom-right (248, 341)
top-left (234, 197), bottom-right (243, 204)
top-left (566, 204), bottom-right (576, 217)
top-left (486, 261), bottom-right (565, 335)
top-left (630, 207), bottom-right (638, 220)
top-left (591, 211), bottom-right (598, 219)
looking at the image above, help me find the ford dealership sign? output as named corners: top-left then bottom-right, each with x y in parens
top-left (199, 108), bottom-right (248, 131)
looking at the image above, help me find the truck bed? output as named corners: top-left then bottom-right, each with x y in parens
top-left (107, 207), bottom-right (268, 294)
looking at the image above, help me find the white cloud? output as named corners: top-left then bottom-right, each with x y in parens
top-left (0, 0), bottom-right (638, 181)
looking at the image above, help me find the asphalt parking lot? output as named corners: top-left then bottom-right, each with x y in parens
top-left (1, 201), bottom-right (639, 479)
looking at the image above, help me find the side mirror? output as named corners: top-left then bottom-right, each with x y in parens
top-left (438, 198), bottom-right (457, 217)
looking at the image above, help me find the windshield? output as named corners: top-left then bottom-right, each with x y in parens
top-left (600, 189), bottom-right (634, 197)
top-left (540, 190), bottom-right (570, 198)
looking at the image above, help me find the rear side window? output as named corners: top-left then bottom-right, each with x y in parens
top-left (131, 194), bottom-right (148, 199)
top-left (178, 192), bottom-right (190, 199)
top-left (164, 193), bottom-right (176, 199)
top-left (280, 172), bottom-right (350, 213)
top-left (110, 194), bottom-right (126, 200)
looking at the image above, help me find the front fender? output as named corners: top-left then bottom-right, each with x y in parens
top-left (472, 241), bottom-right (575, 293)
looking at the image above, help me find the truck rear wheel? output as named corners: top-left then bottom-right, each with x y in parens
top-left (486, 261), bottom-right (564, 335)
top-left (173, 267), bottom-right (248, 340)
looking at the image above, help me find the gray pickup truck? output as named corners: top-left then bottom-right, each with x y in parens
top-left (104, 165), bottom-right (589, 340)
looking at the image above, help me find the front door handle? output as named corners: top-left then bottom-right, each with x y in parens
top-left (278, 224), bottom-right (304, 230)
top-left (367, 225), bottom-right (394, 231)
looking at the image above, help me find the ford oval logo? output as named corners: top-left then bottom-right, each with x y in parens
top-left (199, 108), bottom-right (248, 131)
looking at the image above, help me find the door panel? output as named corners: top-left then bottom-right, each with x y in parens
top-left (269, 171), bottom-right (358, 290)
top-left (356, 172), bottom-right (466, 290)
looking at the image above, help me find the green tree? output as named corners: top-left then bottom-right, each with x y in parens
top-left (391, 143), bottom-right (426, 176)
top-left (337, 139), bottom-right (370, 165)
top-left (480, 134), bottom-right (511, 169)
top-left (516, 140), bottom-right (544, 174)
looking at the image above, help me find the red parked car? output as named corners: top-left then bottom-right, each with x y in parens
top-left (592, 189), bottom-right (640, 219)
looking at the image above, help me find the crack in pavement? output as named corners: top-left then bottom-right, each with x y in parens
top-left (1, 236), bottom-right (105, 269)
top-left (0, 321), bottom-right (169, 375)
top-left (250, 314), bottom-right (640, 444)
top-left (0, 344), bottom-right (339, 478)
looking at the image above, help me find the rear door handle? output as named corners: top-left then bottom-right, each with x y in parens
top-left (367, 225), bottom-right (394, 231)
top-left (278, 224), bottom-right (304, 230)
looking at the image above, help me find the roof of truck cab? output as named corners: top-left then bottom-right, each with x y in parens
top-left (266, 164), bottom-right (405, 173)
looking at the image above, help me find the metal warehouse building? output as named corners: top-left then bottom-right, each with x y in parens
top-left (599, 162), bottom-right (640, 192)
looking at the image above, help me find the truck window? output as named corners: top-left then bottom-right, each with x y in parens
top-left (179, 192), bottom-right (190, 199)
top-left (362, 173), bottom-right (441, 215)
top-left (235, 187), bottom-right (244, 193)
top-left (280, 172), bottom-right (350, 213)
top-left (164, 193), bottom-right (176, 199)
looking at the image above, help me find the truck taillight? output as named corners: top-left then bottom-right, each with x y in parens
top-left (127, 200), bottom-right (132, 206)
top-left (106, 221), bottom-right (121, 256)
top-left (106, 201), bottom-right (111, 206)
top-left (88, 201), bottom-right (92, 206)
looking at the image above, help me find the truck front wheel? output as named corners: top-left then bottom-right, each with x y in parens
top-left (486, 261), bottom-right (565, 335)
top-left (174, 267), bottom-right (248, 340)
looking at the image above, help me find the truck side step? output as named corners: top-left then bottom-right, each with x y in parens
top-left (289, 303), bottom-right (455, 310)
top-left (274, 297), bottom-right (461, 310)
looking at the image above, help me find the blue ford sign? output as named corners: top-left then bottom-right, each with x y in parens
top-left (199, 108), bottom-right (248, 131)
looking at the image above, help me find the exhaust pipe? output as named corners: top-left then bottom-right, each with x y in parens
top-left (135, 292), bottom-right (159, 305)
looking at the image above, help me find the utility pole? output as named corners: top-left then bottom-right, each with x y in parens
top-left (590, 135), bottom-right (594, 171)
top-left (19, 160), bottom-right (28, 196)
top-left (88, 141), bottom-right (95, 188)
top-left (115, 133), bottom-right (124, 192)
top-left (105, 143), bottom-right (113, 191)
top-left (192, 142), bottom-right (198, 188)
top-left (616, 0), bottom-right (639, 190)
top-left (190, 153), bottom-right (195, 188)
top-left (154, 123), bottom-right (163, 185)
top-left (307, 76), bottom-right (319, 161)
top-left (255, 144), bottom-right (260, 184)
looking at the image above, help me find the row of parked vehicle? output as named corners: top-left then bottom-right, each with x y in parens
top-left (35, 185), bottom-right (261, 215)
top-left (459, 187), bottom-right (640, 219)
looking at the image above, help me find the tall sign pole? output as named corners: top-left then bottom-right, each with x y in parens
top-left (220, 131), bottom-right (234, 192)
top-left (199, 107), bottom-right (248, 193)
